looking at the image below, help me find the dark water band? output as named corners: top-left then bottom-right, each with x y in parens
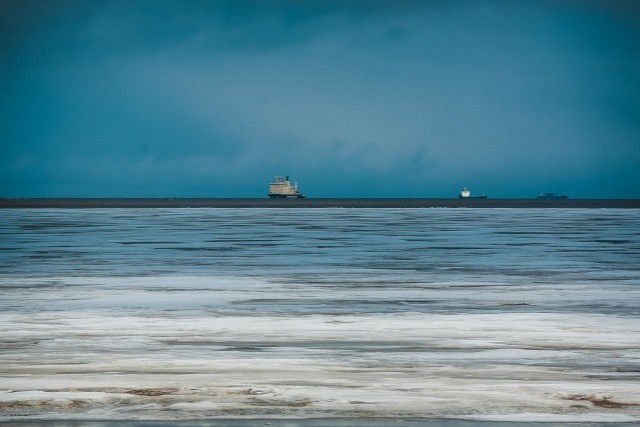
top-left (2, 198), bottom-right (640, 209)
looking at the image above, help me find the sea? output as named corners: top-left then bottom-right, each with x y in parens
top-left (1, 206), bottom-right (639, 425)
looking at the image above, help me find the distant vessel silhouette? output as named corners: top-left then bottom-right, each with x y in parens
top-left (459, 188), bottom-right (487, 199)
top-left (268, 176), bottom-right (306, 198)
top-left (537, 192), bottom-right (568, 200)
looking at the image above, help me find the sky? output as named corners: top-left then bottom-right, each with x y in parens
top-left (1, 0), bottom-right (639, 198)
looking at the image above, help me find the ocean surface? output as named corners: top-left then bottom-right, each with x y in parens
top-left (2, 198), bottom-right (640, 209)
top-left (1, 208), bottom-right (639, 423)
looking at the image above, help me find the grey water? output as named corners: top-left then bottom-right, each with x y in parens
top-left (1, 208), bottom-right (639, 423)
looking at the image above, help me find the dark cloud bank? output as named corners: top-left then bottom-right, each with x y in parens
top-left (1, 0), bottom-right (639, 198)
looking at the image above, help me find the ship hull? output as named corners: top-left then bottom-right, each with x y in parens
top-left (268, 194), bottom-right (306, 199)
top-left (537, 193), bottom-right (568, 200)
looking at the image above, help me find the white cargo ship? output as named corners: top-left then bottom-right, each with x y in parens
top-left (268, 176), bottom-right (306, 198)
top-left (459, 188), bottom-right (487, 199)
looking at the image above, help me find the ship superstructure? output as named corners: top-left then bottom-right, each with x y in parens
top-left (268, 176), bottom-right (306, 198)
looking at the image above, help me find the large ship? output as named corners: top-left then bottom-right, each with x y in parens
top-left (268, 176), bottom-right (306, 198)
top-left (459, 188), bottom-right (487, 199)
top-left (536, 192), bottom-right (568, 200)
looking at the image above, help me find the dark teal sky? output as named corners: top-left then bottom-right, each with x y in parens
top-left (1, 0), bottom-right (639, 198)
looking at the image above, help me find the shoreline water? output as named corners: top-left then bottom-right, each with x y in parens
top-left (1, 419), bottom-right (637, 427)
top-left (1, 198), bottom-right (640, 209)
top-left (2, 208), bottom-right (639, 423)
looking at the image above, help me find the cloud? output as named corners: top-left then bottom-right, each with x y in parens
top-left (1, 0), bottom-right (639, 197)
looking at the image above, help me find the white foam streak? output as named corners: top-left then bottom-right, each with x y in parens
top-left (1, 300), bottom-right (640, 421)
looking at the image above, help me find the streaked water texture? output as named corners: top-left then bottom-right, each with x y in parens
top-left (1, 208), bottom-right (639, 422)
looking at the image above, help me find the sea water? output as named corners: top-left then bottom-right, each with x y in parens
top-left (0, 208), bottom-right (639, 422)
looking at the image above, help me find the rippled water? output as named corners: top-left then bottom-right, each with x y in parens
top-left (1, 208), bottom-right (639, 422)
